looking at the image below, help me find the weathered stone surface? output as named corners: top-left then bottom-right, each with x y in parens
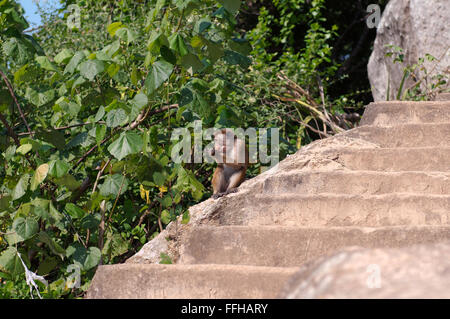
top-left (126, 144), bottom-right (450, 263)
top-left (178, 225), bottom-right (450, 267)
top-left (86, 264), bottom-right (298, 299)
top-left (435, 93), bottom-right (450, 101)
top-left (344, 123), bottom-right (450, 147)
top-left (260, 171), bottom-right (450, 196)
top-left (332, 147), bottom-right (450, 172)
top-left (214, 194), bottom-right (450, 227)
top-left (279, 241), bottom-right (450, 299)
top-left (368, 0), bottom-right (450, 101)
top-left (360, 101), bottom-right (450, 126)
top-left (87, 99), bottom-right (450, 298)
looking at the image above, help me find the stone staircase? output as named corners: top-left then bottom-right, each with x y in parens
top-left (86, 100), bottom-right (450, 298)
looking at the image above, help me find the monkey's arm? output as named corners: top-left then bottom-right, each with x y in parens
top-left (212, 164), bottom-right (226, 197)
top-left (212, 166), bottom-right (246, 199)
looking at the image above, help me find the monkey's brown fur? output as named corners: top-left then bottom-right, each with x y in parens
top-left (211, 129), bottom-right (249, 199)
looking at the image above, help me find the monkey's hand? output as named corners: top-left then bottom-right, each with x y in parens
top-left (212, 193), bottom-right (224, 199)
top-left (224, 187), bottom-right (238, 195)
top-left (212, 188), bottom-right (238, 199)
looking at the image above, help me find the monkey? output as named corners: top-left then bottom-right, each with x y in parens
top-left (210, 128), bottom-right (249, 199)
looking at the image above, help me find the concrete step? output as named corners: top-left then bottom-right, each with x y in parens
top-left (86, 264), bottom-right (298, 299)
top-left (361, 101), bottom-right (450, 126)
top-left (344, 123), bottom-right (450, 147)
top-left (179, 225), bottom-right (450, 267)
top-left (215, 194), bottom-right (450, 227)
top-left (328, 147), bottom-right (450, 171)
top-left (260, 170), bottom-right (450, 195)
top-left (435, 93), bottom-right (450, 101)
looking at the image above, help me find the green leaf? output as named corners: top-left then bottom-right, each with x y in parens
top-left (194, 19), bottom-right (212, 34)
top-left (54, 174), bottom-right (81, 191)
top-left (179, 87), bottom-right (194, 106)
top-left (190, 36), bottom-right (203, 48)
top-left (35, 56), bottom-right (58, 72)
top-left (95, 106), bottom-right (105, 122)
top-left (103, 40), bottom-right (121, 57)
top-left (153, 171), bottom-right (166, 186)
top-left (229, 38), bottom-right (252, 55)
top-left (13, 217), bottom-right (39, 241)
top-left (144, 60), bottom-right (174, 95)
top-left (4, 145), bottom-right (17, 161)
top-left (37, 257), bottom-right (58, 276)
top-left (25, 87), bottom-right (55, 107)
top-left (0, 194), bottom-right (11, 210)
top-left (205, 40), bottom-right (224, 63)
top-left (181, 53), bottom-right (204, 74)
top-left (159, 252), bottom-right (172, 264)
top-left (35, 128), bottom-right (66, 150)
top-left (14, 63), bottom-right (38, 84)
top-left (160, 45), bottom-right (177, 65)
top-left (131, 65), bottom-right (140, 86)
top-left (2, 37), bottom-right (32, 65)
top-left (30, 163), bottom-right (49, 191)
top-left (12, 174), bottom-right (29, 200)
top-left (147, 31), bottom-right (169, 54)
top-left (160, 209), bottom-right (171, 224)
top-left (181, 210), bottom-right (190, 224)
top-left (0, 247), bottom-right (24, 278)
top-left (64, 51), bottom-right (85, 74)
top-left (185, 85), bottom-right (211, 118)
top-left (223, 50), bottom-right (251, 68)
top-left (95, 125), bottom-right (106, 145)
top-left (48, 202), bottom-right (66, 231)
top-left (79, 60), bottom-right (104, 81)
top-left (16, 144), bottom-right (32, 155)
top-left (107, 63), bottom-right (120, 78)
top-left (108, 131), bottom-right (144, 161)
top-left (65, 132), bottom-right (94, 150)
top-left (98, 174), bottom-right (129, 197)
top-left (106, 108), bottom-right (127, 128)
top-left (65, 203), bottom-right (86, 219)
top-left (107, 22), bottom-right (123, 37)
top-left (54, 97), bottom-right (81, 118)
top-left (217, 0), bottom-right (241, 14)
top-left (130, 93), bottom-right (148, 110)
top-left (115, 27), bottom-right (137, 44)
top-left (48, 160), bottom-right (70, 178)
top-left (169, 33), bottom-right (188, 56)
top-left (103, 234), bottom-right (128, 259)
top-left (38, 232), bottom-right (66, 260)
top-left (81, 213), bottom-right (101, 230)
top-left (54, 49), bottom-right (73, 64)
top-left (66, 244), bottom-right (101, 271)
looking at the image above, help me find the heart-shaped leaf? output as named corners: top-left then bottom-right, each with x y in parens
top-left (79, 59), bottom-right (104, 81)
top-left (144, 60), bottom-right (173, 95)
top-left (108, 131), bottom-right (143, 161)
top-left (98, 174), bottom-right (129, 197)
top-left (13, 217), bottom-right (39, 241)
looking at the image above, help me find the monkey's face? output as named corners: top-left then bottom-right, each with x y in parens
top-left (212, 129), bottom-right (236, 163)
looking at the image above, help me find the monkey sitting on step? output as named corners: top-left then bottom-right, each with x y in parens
top-left (210, 129), bottom-right (249, 199)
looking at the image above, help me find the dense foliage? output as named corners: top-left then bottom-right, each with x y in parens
top-left (1, 0), bottom-right (257, 298)
top-left (2, 0), bottom-right (441, 299)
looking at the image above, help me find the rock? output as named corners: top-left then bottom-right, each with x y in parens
top-left (279, 241), bottom-right (450, 298)
top-left (368, 0), bottom-right (450, 101)
top-left (88, 99), bottom-right (450, 299)
top-left (126, 133), bottom-right (381, 265)
top-left (126, 101), bottom-right (450, 265)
